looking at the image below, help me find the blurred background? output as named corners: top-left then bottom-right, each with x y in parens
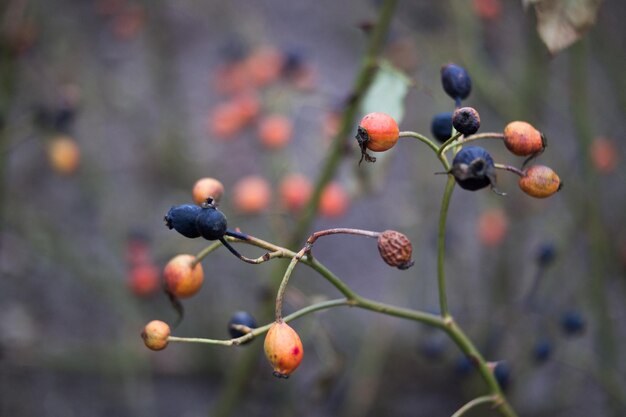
top-left (1, 0), bottom-right (626, 416)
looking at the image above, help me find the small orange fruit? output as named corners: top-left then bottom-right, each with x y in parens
top-left (319, 182), bottom-right (349, 218)
top-left (503, 121), bottom-right (545, 157)
top-left (232, 175), bottom-right (272, 214)
top-left (477, 208), bottom-right (509, 247)
top-left (258, 114), bottom-right (293, 149)
top-left (129, 263), bottom-right (160, 296)
top-left (208, 102), bottom-right (245, 139)
top-left (163, 254), bottom-right (204, 298)
top-left (472, 0), bottom-right (502, 20)
top-left (264, 321), bottom-right (304, 378)
top-left (142, 320), bottom-right (170, 351)
top-left (245, 46), bottom-right (284, 87)
top-left (232, 92), bottom-right (260, 124)
top-left (590, 137), bottom-right (618, 174)
top-left (279, 174), bottom-right (312, 212)
top-left (192, 177), bottom-right (225, 205)
top-left (519, 165), bottom-right (561, 198)
top-left (48, 135), bottom-right (80, 175)
top-left (357, 112), bottom-right (399, 152)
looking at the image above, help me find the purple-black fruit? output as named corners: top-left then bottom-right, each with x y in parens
top-left (441, 63), bottom-right (472, 104)
top-left (164, 204), bottom-right (202, 238)
top-left (228, 311), bottom-right (258, 344)
top-left (195, 203), bottom-right (228, 241)
top-left (452, 107), bottom-right (480, 136)
top-left (560, 310), bottom-right (585, 336)
top-left (450, 146), bottom-right (497, 191)
top-left (431, 111), bottom-right (454, 143)
top-left (536, 242), bottom-right (557, 267)
top-left (532, 339), bottom-right (552, 364)
top-left (494, 361), bottom-right (511, 391)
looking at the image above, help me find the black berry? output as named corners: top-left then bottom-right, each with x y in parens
top-left (452, 107), bottom-right (480, 136)
top-left (431, 112), bottom-right (454, 143)
top-left (450, 146), bottom-right (497, 191)
top-left (532, 339), bottom-right (552, 364)
top-left (195, 204), bottom-right (228, 241)
top-left (560, 310), bottom-right (585, 336)
top-left (494, 361), bottom-right (511, 391)
top-left (164, 204), bottom-right (202, 238)
top-left (441, 63), bottom-right (472, 104)
top-left (536, 242), bottom-right (557, 267)
top-left (228, 311), bottom-right (257, 343)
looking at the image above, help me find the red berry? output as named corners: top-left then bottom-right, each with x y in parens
top-left (142, 320), bottom-right (170, 351)
top-left (319, 182), bottom-right (349, 218)
top-left (258, 114), bottom-right (293, 149)
top-left (163, 254), bottom-right (204, 298)
top-left (519, 165), bottom-right (561, 198)
top-left (129, 263), bottom-right (160, 296)
top-left (192, 177), bottom-right (225, 205)
top-left (279, 174), bottom-right (312, 212)
top-left (356, 112), bottom-right (399, 151)
top-left (503, 121), bottom-right (545, 157)
top-left (264, 321), bottom-right (304, 378)
top-left (232, 175), bottom-right (272, 214)
top-left (477, 208), bottom-right (508, 247)
top-left (590, 137), bottom-right (618, 174)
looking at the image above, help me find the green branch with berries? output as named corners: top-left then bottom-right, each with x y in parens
top-left (142, 63), bottom-right (562, 417)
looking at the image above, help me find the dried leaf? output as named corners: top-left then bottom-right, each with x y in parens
top-left (361, 60), bottom-right (411, 125)
top-left (529, 0), bottom-right (603, 54)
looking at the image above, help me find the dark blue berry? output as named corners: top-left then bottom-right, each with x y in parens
top-left (532, 339), bottom-right (552, 364)
top-left (441, 64), bottom-right (472, 103)
top-left (419, 335), bottom-right (447, 360)
top-left (560, 310), bottom-right (585, 336)
top-left (494, 361), bottom-right (511, 391)
top-left (454, 356), bottom-right (475, 376)
top-left (431, 112), bottom-right (454, 143)
top-left (452, 107), bottom-right (480, 136)
top-left (451, 146), bottom-right (497, 191)
top-left (536, 242), bottom-right (557, 267)
top-left (164, 204), bottom-right (202, 238)
top-left (228, 311), bottom-right (257, 343)
top-left (195, 205), bottom-right (228, 241)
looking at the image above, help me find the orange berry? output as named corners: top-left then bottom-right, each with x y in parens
top-left (163, 254), bottom-right (204, 298)
top-left (279, 174), bottom-right (312, 212)
top-left (245, 46), bottom-right (284, 87)
top-left (258, 115), bottom-right (293, 149)
top-left (319, 182), bottom-right (349, 218)
top-left (503, 121), bottom-right (545, 157)
top-left (519, 165), bottom-right (561, 198)
top-left (208, 102), bottom-right (245, 139)
top-left (142, 320), bottom-right (170, 351)
top-left (472, 0), bottom-right (502, 20)
top-left (232, 92), bottom-right (260, 124)
top-left (129, 263), bottom-right (160, 296)
top-left (264, 321), bottom-right (304, 378)
top-left (477, 208), bottom-right (509, 247)
top-left (192, 177), bottom-right (225, 205)
top-left (357, 112), bottom-right (399, 152)
top-left (590, 137), bottom-right (618, 174)
top-left (213, 62), bottom-right (253, 95)
top-left (48, 136), bottom-right (80, 175)
top-left (232, 175), bottom-right (272, 214)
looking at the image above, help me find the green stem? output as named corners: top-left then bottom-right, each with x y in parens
top-left (398, 131), bottom-right (440, 155)
top-left (274, 248), bottom-right (307, 320)
top-left (437, 132), bottom-right (462, 156)
top-left (192, 240), bottom-right (223, 267)
top-left (437, 175), bottom-right (455, 318)
top-left (442, 132), bottom-right (504, 155)
top-left (494, 163), bottom-right (525, 177)
top-left (451, 395), bottom-right (498, 417)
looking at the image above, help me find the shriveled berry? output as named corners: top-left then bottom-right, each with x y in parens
top-left (451, 146), bottom-right (498, 191)
top-left (264, 321), bottom-right (304, 378)
top-left (164, 204), bottom-right (202, 238)
top-left (560, 310), bottom-right (585, 336)
top-left (441, 63), bottom-right (472, 103)
top-left (228, 311), bottom-right (257, 343)
top-left (431, 112), bottom-right (454, 143)
top-left (452, 107), bottom-right (480, 136)
top-left (192, 177), bottom-right (224, 205)
top-left (355, 112), bottom-right (399, 163)
top-left (503, 121), bottom-right (545, 156)
top-left (377, 230), bottom-right (414, 270)
top-left (163, 254), bottom-right (204, 298)
top-left (195, 204), bottom-right (228, 241)
top-left (519, 165), bottom-right (561, 198)
top-left (141, 320), bottom-right (170, 351)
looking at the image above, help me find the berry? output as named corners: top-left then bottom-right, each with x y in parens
top-left (452, 107), bottom-right (480, 136)
top-left (518, 165), bottom-right (561, 198)
top-left (430, 112), bottom-right (454, 143)
top-left (560, 310), bottom-right (585, 336)
top-left (264, 321), bottom-right (304, 378)
top-left (228, 311), bottom-right (257, 343)
top-left (377, 230), bottom-right (414, 270)
top-left (258, 114), bottom-right (293, 149)
top-left (208, 101), bottom-right (246, 139)
top-left (503, 121), bottom-right (545, 157)
top-left (279, 173), bottom-right (312, 213)
top-left (532, 339), bottom-right (553, 364)
top-left (195, 203), bottom-right (228, 241)
top-left (129, 263), bottom-right (160, 297)
top-left (477, 207), bottom-right (508, 247)
top-left (233, 175), bottom-right (272, 214)
top-left (245, 46), bottom-right (284, 87)
top-left (454, 356), bottom-right (475, 376)
top-left (355, 112), bottom-right (399, 163)
top-left (590, 137), bottom-right (618, 174)
top-left (163, 254), bottom-right (204, 298)
top-left (441, 64), bottom-right (472, 103)
top-left (192, 177), bottom-right (224, 205)
top-left (48, 136), bottom-right (80, 175)
top-left (141, 320), bottom-right (170, 351)
top-left (164, 204), bottom-right (202, 238)
top-left (493, 361), bottom-right (511, 391)
top-left (536, 242), bottom-right (557, 267)
top-left (319, 182), bottom-right (349, 218)
top-left (472, 0), bottom-right (502, 20)
top-left (450, 146), bottom-right (497, 191)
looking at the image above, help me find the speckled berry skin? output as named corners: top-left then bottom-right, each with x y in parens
top-left (228, 311), bottom-right (258, 342)
top-left (163, 254), bottom-right (204, 298)
top-left (141, 320), bottom-right (170, 351)
top-left (452, 107), bottom-right (480, 136)
top-left (431, 112), bottom-right (454, 143)
top-left (356, 112), bottom-right (399, 152)
top-left (518, 165), bottom-right (561, 198)
top-left (377, 230), bottom-right (414, 270)
top-left (441, 64), bottom-right (472, 102)
top-left (195, 206), bottom-right (228, 240)
top-left (451, 146), bottom-right (497, 191)
top-left (165, 204), bottom-right (202, 238)
top-left (264, 321), bottom-right (304, 378)
top-left (503, 121), bottom-right (545, 156)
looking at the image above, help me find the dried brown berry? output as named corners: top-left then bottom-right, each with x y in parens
top-left (377, 230), bottom-right (414, 270)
